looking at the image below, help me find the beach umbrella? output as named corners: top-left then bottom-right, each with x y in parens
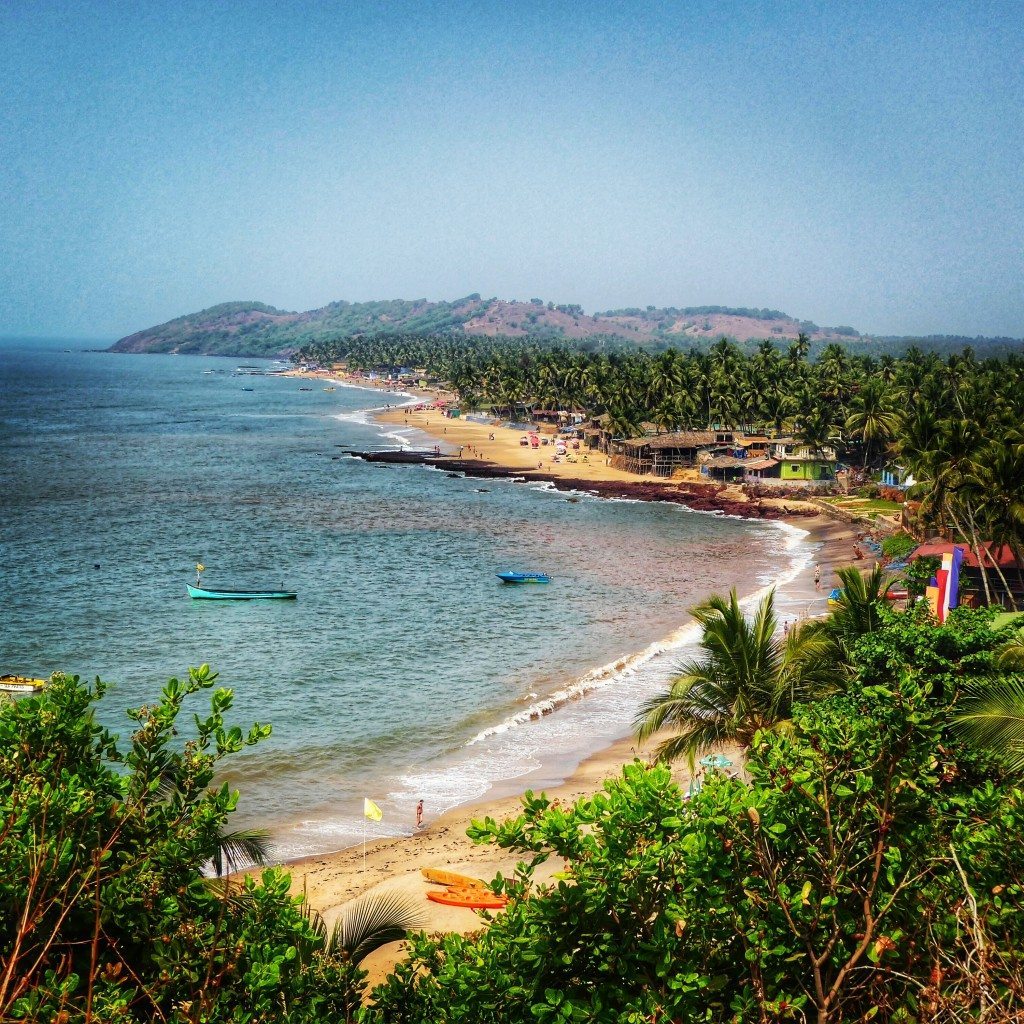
top-left (699, 753), bottom-right (733, 770)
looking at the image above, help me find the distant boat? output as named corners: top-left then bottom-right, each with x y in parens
top-left (0, 674), bottom-right (47, 693)
top-left (496, 571), bottom-right (551, 585)
top-left (323, 386), bottom-right (336, 392)
top-left (242, 387), bottom-right (254, 392)
top-left (299, 386), bottom-right (313, 391)
top-left (187, 584), bottom-right (297, 601)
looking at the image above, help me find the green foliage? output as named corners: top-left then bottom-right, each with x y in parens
top-left (0, 668), bottom-right (367, 1022)
top-left (903, 554), bottom-right (940, 598)
top-left (881, 531), bottom-right (917, 560)
top-left (851, 603), bottom-right (1004, 700)
top-left (367, 681), bottom-right (1024, 1023)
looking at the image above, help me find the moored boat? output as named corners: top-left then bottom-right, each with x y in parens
top-left (0, 674), bottom-right (47, 693)
top-left (187, 584), bottom-right (297, 600)
top-left (496, 571), bottom-right (551, 585)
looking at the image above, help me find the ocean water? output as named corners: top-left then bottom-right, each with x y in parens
top-left (0, 338), bottom-right (809, 857)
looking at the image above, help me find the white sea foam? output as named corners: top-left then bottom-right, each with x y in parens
top-left (467, 617), bottom-right (705, 744)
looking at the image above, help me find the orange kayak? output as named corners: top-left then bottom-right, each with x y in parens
top-left (427, 890), bottom-right (508, 910)
top-left (421, 868), bottom-right (488, 889)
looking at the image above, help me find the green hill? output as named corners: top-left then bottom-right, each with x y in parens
top-left (109, 295), bottom-right (1023, 358)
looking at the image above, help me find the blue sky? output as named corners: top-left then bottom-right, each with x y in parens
top-left (1, 0), bottom-right (1021, 339)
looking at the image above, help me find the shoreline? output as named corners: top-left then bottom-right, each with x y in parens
top-left (294, 365), bottom-right (826, 522)
top-left (280, 510), bottom-right (856, 988)
top-left (260, 376), bottom-right (861, 984)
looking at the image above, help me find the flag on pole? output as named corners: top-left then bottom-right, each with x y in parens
top-left (363, 798), bottom-right (383, 821)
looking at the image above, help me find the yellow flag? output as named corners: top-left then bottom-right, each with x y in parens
top-left (196, 563), bottom-right (205, 573)
top-left (363, 798), bottom-right (383, 822)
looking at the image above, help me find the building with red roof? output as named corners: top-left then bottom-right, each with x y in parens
top-left (909, 541), bottom-right (1023, 608)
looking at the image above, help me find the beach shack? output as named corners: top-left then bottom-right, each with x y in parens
top-left (611, 430), bottom-right (733, 476)
top-left (735, 434), bottom-right (771, 458)
top-left (700, 455), bottom-right (748, 482)
top-left (742, 457), bottom-right (781, 482)
top-left (909, 541), bottom-right (1024, 609)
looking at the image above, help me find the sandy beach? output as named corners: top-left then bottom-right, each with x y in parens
top-left (267, 383), bottom-right (861, 987)
top-left (373, 403), bottom-right (824, 520)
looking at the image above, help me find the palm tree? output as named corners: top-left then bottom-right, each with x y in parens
top-left (846, 379), bottom-right (900, 468)
top-left (823, 565), bottom-right (894, 666)
top-left (314, 890), bottom-right (426, 963)
top-left (634, 589), bottom-right (836, 764)
top-left (211, 828), bottom-right (272, 876)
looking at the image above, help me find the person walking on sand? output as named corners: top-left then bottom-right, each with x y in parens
top-left (415, 799), bottom-right (424, 829)
top-left (814, 563), bottom-right (821, 590)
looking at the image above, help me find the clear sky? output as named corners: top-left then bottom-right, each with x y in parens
top-left (1, 0), bottom-right (1021, 339)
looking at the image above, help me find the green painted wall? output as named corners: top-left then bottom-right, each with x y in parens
top-left (779, 460), bottom-right (835, 480)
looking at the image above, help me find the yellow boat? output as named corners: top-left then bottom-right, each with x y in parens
top-left (0, 674), bottom-right (47, 694)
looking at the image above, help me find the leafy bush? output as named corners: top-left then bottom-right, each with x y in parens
top-left (881, 531), bottom-right (917, 561)
top-left (0, 669), bottom-right (366, 1022)
top-left (367, 672), bottom-right (1024, 1023)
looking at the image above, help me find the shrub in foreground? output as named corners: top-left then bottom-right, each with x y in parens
top-left (0, 669), bottom-right (365, 1022)
top-left (368, 681), bottom-right (1024, 1023)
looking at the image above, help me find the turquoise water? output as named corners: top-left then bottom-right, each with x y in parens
top-left (0, 338), bottom-right (807, 857)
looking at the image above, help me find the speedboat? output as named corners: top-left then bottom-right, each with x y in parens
top-left (496, 572), bottom-right (551, 585)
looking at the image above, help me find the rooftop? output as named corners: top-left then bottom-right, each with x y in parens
top-left (619, 430), bottom-right (726, 450)
top-left (910, 541), bottom-right (1021, 570)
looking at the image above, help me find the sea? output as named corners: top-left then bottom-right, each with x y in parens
top-left (0, 338), bottom-right (815, 858)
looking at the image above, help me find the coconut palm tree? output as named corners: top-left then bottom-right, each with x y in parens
top-left (822, 565), bottom-right (894, 667)
top-left (846, 379), bottom-right (900, 468)
top-left (634, 589), bottom-right (836, 764)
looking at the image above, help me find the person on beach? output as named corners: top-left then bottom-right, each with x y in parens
top-left (416, 799), bottom-right (424, 829)
top-left (814, 564), bottom-right (822, 590)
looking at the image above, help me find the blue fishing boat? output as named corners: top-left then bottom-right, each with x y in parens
top-left (187, 563), bottom-right (296, 600)
top-left (187, 584), bottom-right (297, 600)
top-left (496, 571), bottom-right (551, 585)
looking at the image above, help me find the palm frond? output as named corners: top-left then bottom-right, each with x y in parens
top-left (635, 588), bottom-right (836, 763)
top-left (953, 677), bottom-right (1024, 773)
top-left (997, 639), bottom-right (1024, 671)
top-left (328, 889), bottom-right (427, 964)
top-left (211, 827), bottom-right (272, 875)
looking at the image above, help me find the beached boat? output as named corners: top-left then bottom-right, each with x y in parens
top-left (422, 868), bottom-right (487, 888)
top-left (426, 889), bottom-right (508, 910)
top-left (187, 584), bottom-right (297, 600)
top-left (496, 571), bottom-right (551, 585)
top-left (0, 674), bottom-right (47, 693)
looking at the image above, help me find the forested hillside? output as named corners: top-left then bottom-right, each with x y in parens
top-left (109, 295), bottom-right (1019, 358)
